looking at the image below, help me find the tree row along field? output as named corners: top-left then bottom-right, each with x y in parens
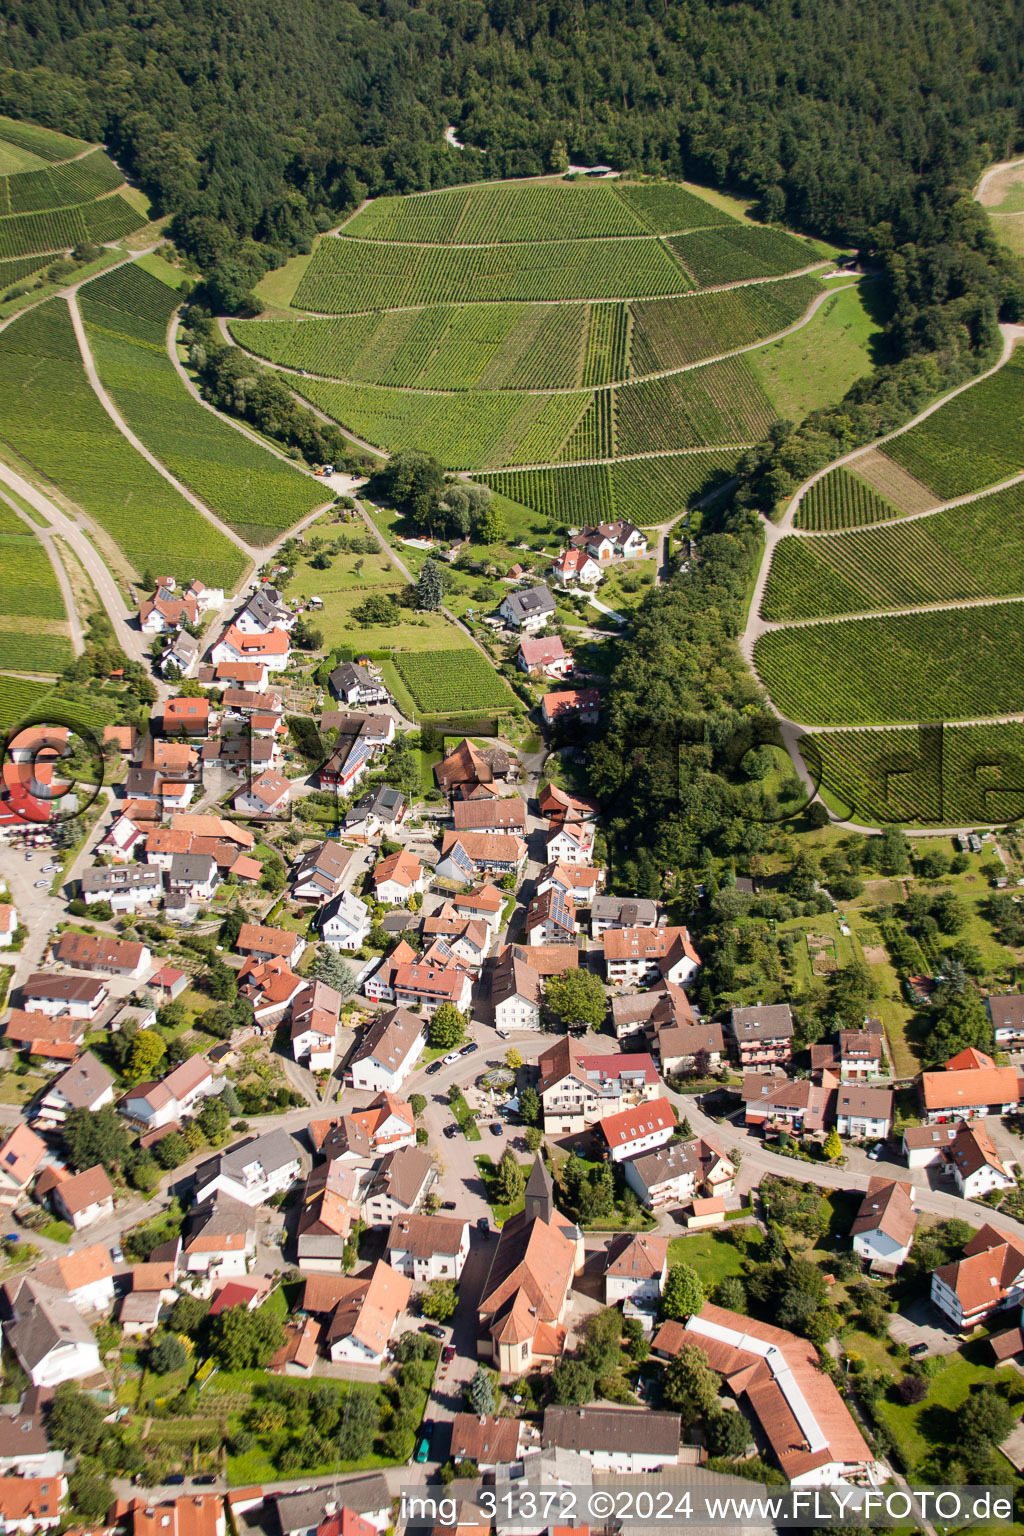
top-left (0, 192), bottom-right (146, 259)
top-left (0, 298), bottom-right (247, 589)
top-left (231, 274), bottom-right (823, 391)
top-left (804, 723), bottom-right (1024, 827)
top-left (0, 500), bottom-right (74, 674)
top-left (479, 451), bottom-right (740, 527)
top-left (79, 264), bottom-right (324, 545)
top-left (292, 351), bottom-right (775, 469)
top-left (763, 481), bottom-right (1024, 620)
top-left (293, 233), bottom-right (698, 310)
top-left (393, 648), bottom-right (518, 715)
top-left (754, 601), bottom-right (1024, 726)
top-left (0, 148), bottom-right (123, 216)
top-left (0, 115), bottom-right (90, 164)
top-left (340, 179), bottom-right (734, 244)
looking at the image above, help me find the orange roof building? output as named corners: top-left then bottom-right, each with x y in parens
top-left (931, 1224), bottom-right (1024, 1329)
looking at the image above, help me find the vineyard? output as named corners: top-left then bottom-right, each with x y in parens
top-left (629, 275), bottom-right (823, 373)
top-left (80, 265), bottom-right (323, 544)
top-left (755, 601), bottom-right (1024, 725)
top-left (670, 222), bottom-right (823, 286)
top-left (393, 648), bottom-right (517, 715)
top-left (0, 298), bottom-right (246, 588)
top-left (794, 466), bottom-right (903, 530)
top-left (0, 192), bottom-right (144, 259)
top-left (764, 481), bottom-right (1024, 620)
top-left (293, 376), bottom-right (587, 469)
top-left (0, 116), bottom-right (89, 163)
top-left (559, 394), bottom-right (614, 460)
top-left (0, 253), bottom-right (53, 288)
top-left (613, 182), bottom-right (733, 234)
top-left (231, 303), bottom-right (587, 391)
top-left (614, 355), bottom-right (777, 454)
top-left (581, 304), bottom-right (629, 386)
top-left (0, 149), bottom-right (123, 216)
top-left (481, 450), bottom-right (738, 526)
top-left (881, 350), bottom-right (1024, 499)
top-left (293, 233), bottom-right (693, 312)
top-left (806, 723), bottom-right (1024, 826)
top-left (0, 502), bottom-right (73, 673)
top-left (0, 673), bottom-right (53, 730)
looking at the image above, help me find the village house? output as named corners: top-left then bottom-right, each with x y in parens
top-left (361, 1147), bottom-right (435, 1226)
top-left (603, 926), bottom-right (701, 989)
top-left (303, 1260), bottom-right (411, 1366)
top-left (237, 587), bottom-right (293, 634)
top-left (811, 1024), bottom-right (886, 1081)
top-left (51, 1165), bottom-right (115, 1231)
top-left (362, 939), bottom-right (417, 1004)
top-left (498, 586), bottom-right (557, 632)
top-left (571, 521), bottom-right (648, 562)
top-left (350, 1006), bottom-right (425, 1093)
top-left (652, 1017), bottom-right (725, 1076)
top-left (0, 1386), bottom-right (65, 1477)
top-left (239, 956), bottom-right (306, 1024)
top-left (163, 696), bottom-right (211, 736)
top-left (292, 841), bottom-right (354, 903)
top-left (126, 1494), bottom-right (225, 1536)
top-left (623, 1137), bottom-right (735, 1211)
top-left (517, 635), bottom-right (573, 678)
top-left (544, 819), bottom-right (595, 866)
top-left (603, 1233), bottom-right (668, 1316)
top-left (902, 1122), bottom-right (960, 1168)
top-left (0, 1123), bottom-right (46, 1208)
top-left (234, 768), bottom-right (292, 816)
top-left (79, 865), bottom-right (163, 913)
top-left (539, 781), bottom-right (600, 824)
top-left (183, 1195), bottom-right (258, 1283)
top-left (477, 1157), bottom-right (582, 1373)
top-left (30, 1243), bottom-right (115, 1316)
top-left (452, 795), bottom-right (528, 833)
top-left (296, 1159), bottom-right (364, 1272)
top-left (542, 1405), bottom-right (681, 1474)
top-left (237, 922), bottom-right (306, 969)
top-left (450, 1414), bottom-right (528, 1472)
top-left (194, 1130), bottom-right (302, 1207)
top-left (344, 786), bottom-right (406, 841)
top-left (524, 886), bottom-right (578, 947)
top-left (988, 994), bottom-right (1024, 1050)
top-left (318, 890), bottom-right (372, 951)
top-left (54, 931), bottom-right (151, 980)
top-left (0, 1475), bottom-right (64, 1532)
top-left (122, 1055), bottom-right (221, 1131)
top-left (491, 948), bottom-right (543, 1033)
top-left (373, 848), bottom-right (426, 904)
top-left (920, 1048), bottom-right (1021, 1122)
top-left (434, 737), bottom-right (512, 797)
top-left (97, 808), bottom-right (151, 863)
top-left (270, 1477), bottom-right (392, 1536)
top-left (3, 1010), bottom-right (84, 1065)
top-left (436, 830), bottom-right (526, 883)
top-left (36, 1053), bottom-right (115, 1125)
top-left (212, 623), bottom-right (291, 672)
top-left (851, 1177), bottom-right (918, 1271)
top-left (210, 658), bottom-right (269, 690)
top-left (166, 852), bottom-right (220, 903)
top-left (315, 1093), bottom-right (417, 1162)
top-left (328, 661), bottom-right (390, 706)
top-left (451, 882), bottom-right (505, 934)
top-left (290, 981), bottom-right (343, 1072)
top-left (537, 1037), bottom-right (660, 1134)
top-left (728, 1002), bottom-right (795, 1068)
top-left (656, 1304), bottom-right (879, 1487)
top-left (536, 862), bottom-right (603, 908)
top-left (386, 1212), bottom-right (470, 1283)
top-left (541, 688), bottom-right (601, 727)
top-left (611, 978), bottom-right (696, 1040)
top-left (589, 895), bottom-right (658, 938)
top-left (835, 1084), bottom-right (893, 1141)
top-left (948, 1120), bottom-right (1016, 1200)
top-left (1, 1275), bottom-right (102, 1386)
top-left (742, 1070), bottom-right (837, 1135)
top-left (597, 1097), bottom-right (676, 1163)
top-left (161, 629), bottom-right (200, 677)
top-left (139, 581), bottom-right (199, 633)
top-left (551, 547), bottom-right (602, 588)
top-left (931, 1224), bottom-right (1024, 1329)
top-left (392, 960), bottom-right (473, 1017)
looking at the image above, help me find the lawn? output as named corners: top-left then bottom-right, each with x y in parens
top-left (667, 1225), bottom-right (761, 1288)
top-left (474, 1152), bottom-right (529, 1225)
top-left (450, 1087), bottom-right (482, 1141)
top-left (873, 1340), bottom-right (1022, 1478)
top-left (0, 1070), bottom-right (45, 1105)
top-left (254, 248), bottom-right (316, 311)
top-left (746, 281), bottom-right (881, 423)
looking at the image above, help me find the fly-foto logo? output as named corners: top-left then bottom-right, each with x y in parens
top-left (0, 715), bottom-right (106, 826)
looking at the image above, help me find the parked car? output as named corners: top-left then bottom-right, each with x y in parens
top-left (110, 1244), bottom-right (124, 1263)
top-left (489, 1122), bottom-right (503, 1138)
top-left (477, 1216), bottom-right (490, 1234)
top-left (34, 880), bottom-right (48, 888)
top-left (441, 1200), bottom-right (457, 1210)
top-left (414, 1432), bottom-right (431, 1464)
top-left (441, 1344), bottom-right (456, 1364)
top-left (443, 1124), bottom-right (458, 1139)
top-left (867, 1141), bottom-right (886, 1160)
top-left (165, 1476), bottom-right (185, 1487)
top-left (425, 1060), bottom-right (443, 1076)
top-left (909, 1342), bottom-right (929, 1358)
top-left (193, 1475), bottom-right (217, 1486)
top-left (420, 1323), bottom-right (445, 1339)
top-left (442, 1051), bottom-right (461, 1066)
top-left (460, 1042), bottom-right (479, 1055)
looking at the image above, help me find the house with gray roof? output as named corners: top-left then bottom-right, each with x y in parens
top-left (193, 1130), bottom-right (302, 1207)
top-left (79, 865), bottom-right (163, 914)
top-left (271, 1474), bottom-right (391, 1536)
top-left (498, 585), bottom-right (557, 632)
top-left (1, 1275), bottom-right (102, 1388)
top-left (166, 852), bottom-right (219, 902)
top-left (590, 895), bottom-right (659, 938)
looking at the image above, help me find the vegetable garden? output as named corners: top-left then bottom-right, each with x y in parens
top-left (882, 350), bottom-right (1024, 498)
top-left (80, 264), bottom-right (323, 543)
top-left (794, 465), bottom-right (902, 530)
top-left (0, 298), bottom-right (246, 587)
top-left (393, 648), bottom-right (517, 715)
top-left (755, 600), bottom-right (1024, 725)
top-left (806, 723), bottom-right (1024, 826)
top-left (764, 481), bottom-right (1024, 621)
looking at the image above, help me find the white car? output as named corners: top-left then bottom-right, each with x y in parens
top-left (442, 1051), bottom-right (461, 1066)
top-left (34, 880), bottom-right (48, 889)
top-left (43, 863), bottom-right (59, 872)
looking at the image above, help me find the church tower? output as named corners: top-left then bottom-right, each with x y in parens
top-left (524, 1152), bottom-right (554, 1226)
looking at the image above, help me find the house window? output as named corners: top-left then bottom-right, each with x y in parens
top-left (521, 1342), bottom-right (529, 1360)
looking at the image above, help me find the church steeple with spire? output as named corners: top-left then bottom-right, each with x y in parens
top-left (523, 1152), bottom-right (554, 1226)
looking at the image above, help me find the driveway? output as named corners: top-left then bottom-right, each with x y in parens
top-left (888, 1296), bottom-right (963, 1358)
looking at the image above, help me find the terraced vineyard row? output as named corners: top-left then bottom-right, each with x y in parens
top-left (806, 723), bottom-right (1024, 826)
top-left (581, 303), bottom-right (628, 386)
top-left (0, 501), bottom-right (74, 674)
top-left (0, 253), bottom-right (53, 288)
top-left (765, 481), bottom-right (1024, 620)
top-left (0, 298), bottom-right (245, 587)
top-left (560, 393), bottom-right (614, 459)
top-left (233, 303), bottom-right (586, 391)
top-left (393, 648), bottom-right (517, 715)
top-left (0, 192), bottom-right (145, 259)
top-left (612, 181), bottom-right (733, 234)
top-left (883, 350), bottom-right (1024, 498)
top-left (615, 355), bottom-right (776, 454)
top-left (295, 376), bottom-right (587, 469)
top-left (0, 149), bottom-right (122, 216)
top-left (481, 450), bottom-right (739, 527)
top-left (794, 466), bottom-right (902, 529)
top-left (671, 222), bottom-right (822, 286)
top-left (80, 264), bottom-right (323, 543)
top-left (755, 601), bottom-right (1024, 725)
top-left (343, 182), bottom-right (653, 244)
top-left (0, 116), bottom-right (89, 162)
top-left (629, 275), bottom-right (823, 373)
top-left (293, 233), bottom-right (693, 311)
